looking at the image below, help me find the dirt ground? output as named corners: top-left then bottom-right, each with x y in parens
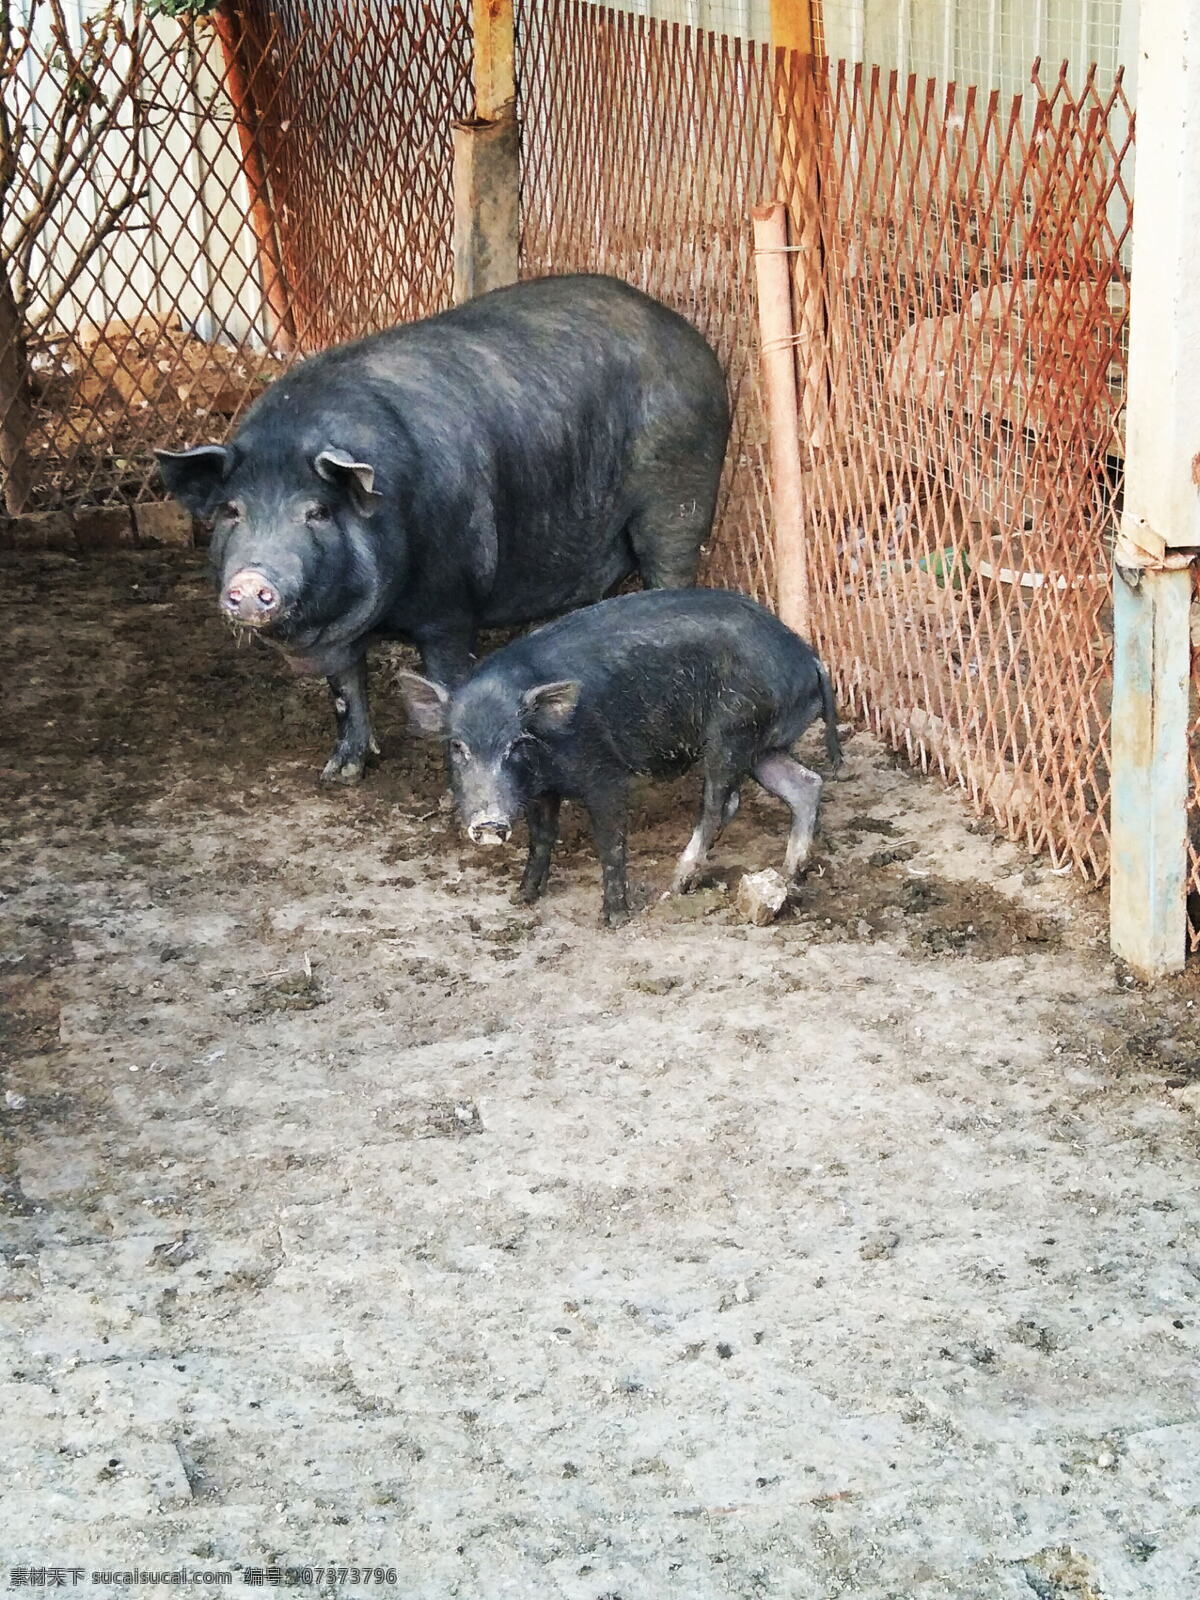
top-left (3, 549), bottom-right (1200, 1599)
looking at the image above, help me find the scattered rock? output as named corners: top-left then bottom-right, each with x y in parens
top-left (150, 1231), bottom-right (199, 1269)
top-left (1009, 1318), bottom-right (1058, 1352)
top-left (1020, 1545), bottom-right (1105, 1600)
top-left (736, 868), bottom-right (789, 926)
top-left (254, 970), bottom-right (324, 1013)
top-left (382, 1100), bottom-right (484, 1139)
top-left (868, 842), bottom-right (919, 867)
top-left (649, 885), bottom-right (728, 923)
top-left (630, 974), bottom-right (681, 995)
top-left (1, 510), bottom-right (74, 550)
top-left (74, 506), bottom-right (133, 549)
top-left (859, 1228), bottom-right (900, 1260)
top-left (135, 501), bottom-right (193, 548)
top-left (1171, 1082), bottom-right (1200, 1113)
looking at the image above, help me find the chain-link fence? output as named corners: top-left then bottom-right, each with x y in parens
top-left (516, 2), bottom-right (1132, 885)
top-left (0, 0), bottom-right (1154, 932)
top-left (805, 60), bottom-right (1131, 879)
top-left (0, 0), bottom-right (472, 514)
top-left (516, 0), bottom-right (781, 601)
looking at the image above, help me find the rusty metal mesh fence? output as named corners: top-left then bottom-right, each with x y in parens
top-left (518, 3), bottom-right (1132, 887)
top-left (0, 0), bottom-right (472, 514)
top-left (806, 61), bottom-right (1131, 880)
top-left (0, 0), bottom-right (1161, 932)
top-left (516, 0), bottom-right (781, 600)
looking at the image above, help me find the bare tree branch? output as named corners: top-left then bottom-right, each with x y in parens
top-left (8, 0), bottom-right (146, 310)
top-left (0, 0), bottom-right (151, 511)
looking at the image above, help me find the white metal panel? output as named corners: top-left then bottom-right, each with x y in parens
top-left (824, 0), bottom-right (1134, 90)
top-left (605, 0), bottom-right (772, 36)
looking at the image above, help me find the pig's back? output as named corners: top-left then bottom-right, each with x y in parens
top-left (494, 588), bottom-right (820, 765)
top-left (520, 588), bottom-right (802, 678)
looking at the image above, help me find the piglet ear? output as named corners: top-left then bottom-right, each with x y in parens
top-left (520, 679), bottom-right (581, 734)
top-left (395, 669), bottom-right (451, 738)
top-left (314, 447), bottom-right (382, 516)
top-left (154, 443), bottom-right (235, 514)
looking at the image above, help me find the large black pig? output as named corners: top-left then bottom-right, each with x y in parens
top-left (396, 588), bottom-right (841, 925)
top-left (156, 275), bottom-right (729, 783)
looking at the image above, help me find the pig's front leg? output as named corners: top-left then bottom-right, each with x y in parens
top-left (321, 656), bottom-right (378, 785)
top-left (417, 622), bottom-right (477, 692)
top-left (519, 792), bottom-right (562, 904)
top-left (586, 787), bottom-right (630, 927)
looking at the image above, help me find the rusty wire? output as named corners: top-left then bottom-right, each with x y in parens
top-left (517, 2), bottom-right (1134, 899)
top-left (0, 0), bottom-right (1172, 936)
top-left (0, 0), bottom-right (473, 514)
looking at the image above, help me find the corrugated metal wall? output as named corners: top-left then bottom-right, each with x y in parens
top-left (614, 0), bottom-right (1136, 96)
top-left (606, 0), bottom-right (771, 36)
top-left (825, 0), bottom-right (1135, 95)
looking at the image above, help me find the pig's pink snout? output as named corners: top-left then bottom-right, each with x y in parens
top-left (222, 569), bottom-right (281, 625)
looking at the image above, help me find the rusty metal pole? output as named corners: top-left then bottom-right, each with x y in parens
top-left (1109, 0), bottom-right (1200, 980)
top-left (770, 0), bottom-right (815, 54)
top-left (212, 3), bottom-right (294, 353)
top-left (452, 0), bottom-right (519, 304)
top-left (770, 1), bottom-right (827, 450)
top-left (753, 201), bottom-right (809, 639)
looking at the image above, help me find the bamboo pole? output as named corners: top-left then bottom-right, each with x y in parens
top-left (753, 201), bottom-right (810, 638)
top-left (212, 4), bottom-right (293, 354)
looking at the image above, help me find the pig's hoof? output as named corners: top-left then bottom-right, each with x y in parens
top-left (671, 869), bottom-right (701, 895)
top-left (368, 734), bottom-right (382, 757)
top-left (319, 754), bottom-right (366, 785)
top-left (603, 906), bottom-right (632, 929)
top-left (516, 882), bottom-right (546, 906)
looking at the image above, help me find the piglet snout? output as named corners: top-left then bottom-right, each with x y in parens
top-left (222, 568), bottom-right (281, 626)
top-left (468, 818), bottom-right (512, 847)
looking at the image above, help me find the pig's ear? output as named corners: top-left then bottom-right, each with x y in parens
top-left (395, 669), bottom-right (450, 737)
top-left (314, 448), bottom-right (383, 516)
top-left (154, 444), bottom-right (235, 514)
top-left (520, 680), bottom-right (582, 734)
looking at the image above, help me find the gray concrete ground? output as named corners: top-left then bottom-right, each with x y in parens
top-left (3, 550), bottom-right (1200, 1599)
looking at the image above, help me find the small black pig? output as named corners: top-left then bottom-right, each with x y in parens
top-left (397, 588), bottom-right (841, 924)
top-left (156, 275), bottom-right (729, 784)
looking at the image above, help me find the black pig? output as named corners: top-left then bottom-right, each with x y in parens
top-left (156, 275), bottom-right (729, 783)
top-left (396, 588), bottom-right (841, 924)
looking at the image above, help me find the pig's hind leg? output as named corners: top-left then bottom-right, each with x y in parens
top-left (624, 459), bottom-right (723, 589)
top-left (672, 748), bottom-right (746, 893)
top-left (752, 751), bottom-right (823, 879)
top-left (518, 793), bottom-right (562, 904)
top-left (322, 656), bottom-right (379, 785)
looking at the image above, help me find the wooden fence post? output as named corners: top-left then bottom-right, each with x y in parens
top-left (770, 0), bottom-right (814, 57)
top-left (1109, 0), bottom-right (1200, 980)
top-left (452, 0), bottom-right (519, 305)
top-left (753, 201), bottom-right (809, 639)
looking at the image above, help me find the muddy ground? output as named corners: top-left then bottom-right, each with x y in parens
top-left (3, 550), bottom-right (1200, 1599)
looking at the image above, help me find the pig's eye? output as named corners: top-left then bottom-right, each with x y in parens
top-left (449, 738), bottom-right (470, 760)
top-left (306, 503), bottom-right (331, 524)
top-left (221, 501), bottom-right (241, 522)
